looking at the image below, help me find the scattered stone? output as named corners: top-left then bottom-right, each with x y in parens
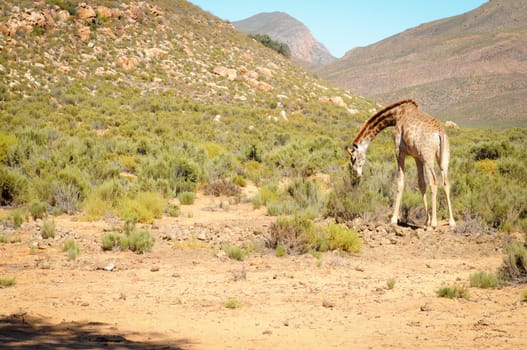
top-left (262, 330), bottom-right (272, 335)
top-left (150, 266), bottom-right (160, 272)
top-left (322, 300), bottom-right (335, 309)
top-left (420, 304), bottom-right (432, 312)
top-left (476, 318), bottom-right (493, 327)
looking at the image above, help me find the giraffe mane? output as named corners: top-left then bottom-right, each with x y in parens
top-left (371, 99), bottom-right (418, 120)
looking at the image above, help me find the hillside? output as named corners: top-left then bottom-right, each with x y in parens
top-left (316, 0), bottom-right (527, 127)
top-left (233, 12), bottom-right (336, 69)
top-left (0, 0), bottom-right (377, 216)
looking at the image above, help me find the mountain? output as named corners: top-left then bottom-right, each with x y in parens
top-left (233, 12), bottom-right (336, 69)
top-left (316, 0), bottom-right (527, 127)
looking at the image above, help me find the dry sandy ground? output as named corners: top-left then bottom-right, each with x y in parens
top-left (1, 192), bottom-right (526, 349)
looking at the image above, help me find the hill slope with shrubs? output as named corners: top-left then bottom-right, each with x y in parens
top-left (0, 0), bottom-right (526, 236)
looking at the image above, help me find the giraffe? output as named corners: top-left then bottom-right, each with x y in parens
top-left (346, 99), bottom-right (456, 228)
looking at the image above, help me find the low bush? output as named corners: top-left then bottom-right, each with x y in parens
top-left (204, 179), bottom-right (240, 197)
top-left (178, 191), bottom-right (196, 205)
top-left (325, 223), bottom-right (362, 253)
top-left (436, 285), bottom-right (470, 299)
top-left (119, 192), bottom-right (166, 223)
top-left (498, 242), bottom-right (527, 283)
top-left (41, 220), bottom-right (56, 239)
top-left (0, 167), bottom-right (27, 205)
top-left (101, 233), bottom-right (129, 251)
top-left (61, 239), bottom-right (80, 260)
top-left (0, 277), bottom-right (16, 287)
top-left (10, 210), bottom-right (25, 228)
top-left (275, 244), bottom-right (288, 257)
top-left (267, 215), bottom-right (315, 254)
top-left (224, 297), bottom-right (243, 309)
top-left (165, 203), bottom-right (180, 217)
top-left (29, 200), bottom-right (47, 220)
top-left (469, 271), bottom-right (500, 289)
top-left (128, 229), bottom-right (155, 254)
top-left (224, 246), bottom-right (246, 261)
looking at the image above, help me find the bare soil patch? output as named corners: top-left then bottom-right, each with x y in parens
top-left (1, 193), bottom-right (526, 349)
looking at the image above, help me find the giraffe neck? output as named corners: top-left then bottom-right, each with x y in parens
top-left (353, 99), bottom-right (418, 149)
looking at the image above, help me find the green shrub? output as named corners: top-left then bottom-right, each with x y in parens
top-left (61, 239), bottom-right (80, 260)
top-left (101, 233), bottom-right (129, 251)
top-left (224, 246), bottom-right (246, 261)
top-left (204, 179), bottom-right (240, 197)
top-left (29, 200), bottom-right (47, 220)
top-left (178, 191), bottom-right (196, 205)
top-left (0, 167), bottom-right (27, 205)
top-left (166, 203), bottom-right (180, 217)
top-left (275, 244), bottom-right (288, 257)
top-left (41, 220), bottom-right (56, 239)
top-left (128, 229), bottom-right (155, 254)
top-left (498, 242), bottom-right (527, 283)
top-left (10, 210), bottom-right (25, 228)
top-left (325, 223), bottom-right (362, 253)
top-left (0, 132), bottom-right (16, 164)
top-left (436, 285), bottom-right (470, 299)
top-left (249, 33), bottom-right (291, 58)
top-left (119, 192), bottom-right (166, 223)
top-left (469, 271), bottom-right (500, 289)
top-left (267, 215), bottom-right (316, 254)
top-left (386, 278), bottom-right (396, 290)
top-left (0, 277), bottom-right (16, 287)
top-left (224, 297), bottom-right (243, 309)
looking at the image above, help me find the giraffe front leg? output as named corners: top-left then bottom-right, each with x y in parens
top-left (391, 166), bottom-right (405, 225)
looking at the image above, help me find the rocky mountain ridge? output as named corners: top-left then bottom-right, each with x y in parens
top-left (233, 12), bottom-right (336, 69)
top-left (316, 0), bottom-right (527, 127)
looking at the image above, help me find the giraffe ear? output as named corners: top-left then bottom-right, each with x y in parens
top-left (345, 146), bottom-right (354, 156)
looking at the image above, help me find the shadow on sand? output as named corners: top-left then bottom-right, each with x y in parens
top-left (0, 313), bottom-right (193, 349)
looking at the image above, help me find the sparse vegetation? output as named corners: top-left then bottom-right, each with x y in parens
top-left (178, 192), bottom-right (196, 205)
top-left (61, 239), bottom-right (80, 260)
top-left (249, 33), bottom-right (291, 58)
top-left (436, 285), bottom-right (470, 299)
top-left (275, 244), bottom-right (288, 257)
top-left (0, 277), bottom-right (16, 287)
top-left (101, 233), bottom-right (129, 251)
top-left (224, 246), bottom-right (246, 261)
top-left (469, 271), bottom-right (500, 289)
top-left (127, 229), bottom-right (156, 254)
top-left (498, 242), bottom-right (527, 283)
top-left (41, 220), bottom-right (56, 239)
top-left (386, 278), bottom-right (396, 290)
top-left (224, 297), bottom-right (243, 309)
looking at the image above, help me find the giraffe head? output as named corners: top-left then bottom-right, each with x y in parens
top-left (346, 144), bottom-right (366, 181)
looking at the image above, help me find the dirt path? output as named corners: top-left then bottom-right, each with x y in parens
top-left (1, 193), bottom-right (526, 349)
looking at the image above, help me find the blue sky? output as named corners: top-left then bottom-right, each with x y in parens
top-left (188, 0), bottom-right (488, 58)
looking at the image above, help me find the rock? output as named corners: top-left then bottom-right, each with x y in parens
top-left (117, 56), bottom-right (138, 70)
top-left (445, 120), bottom-right (460, 129)
top-left (56, 10), bottom-right (70, 23)
top-left (213, 66), bottom-right (237, 81)
top-left (77, 6), bottom-right (96, 22)
top-left (98, 27), bottom-right (116, 40)
top-left (256, 66), bottom-right (273, 79)
top-left (329, 96), bottom-right (347, 108)
top-left (144, 47), bottom-right (168, 60)
top-left (77, 25), bottom-right (90, 41)
top-left (322, 300), bottom-right (335, 308)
